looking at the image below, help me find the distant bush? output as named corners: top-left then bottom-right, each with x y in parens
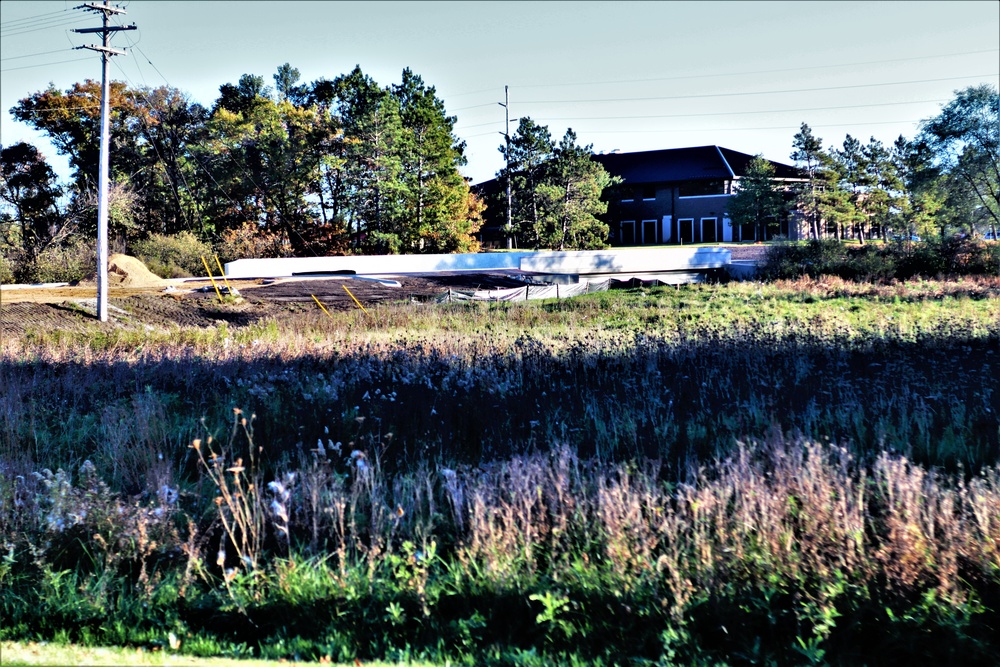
top-left (0, 255), bottom-right (13, 284)
top-left (3, 237), bottom-right (96, 284)
top-left (761, 237), bottom-right (1000, 281)
top-left (215, 222), bottom-right (289, 265)
top-left (132, 231), bottom-right (213, 278)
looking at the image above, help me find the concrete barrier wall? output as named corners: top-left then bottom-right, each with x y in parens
top-left (224, 247), bottom-right (732, 279)
top-left (519, 247), bottom-right (730, 274)
top-left (224, 252), bottom-right (531, 278)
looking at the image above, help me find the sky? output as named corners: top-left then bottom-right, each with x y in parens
top-left (1, 0), bottom-right (998, 186)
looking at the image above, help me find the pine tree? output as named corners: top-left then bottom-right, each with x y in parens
top-left (534, 129), bottom-right (617, 250)
top-left (728, 156), bottom-right (786, 242)
top-left (790, 123), bottom-right (825, 239)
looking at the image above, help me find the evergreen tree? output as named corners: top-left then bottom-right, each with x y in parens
top-left (500, 117), bottom-right (554, 247)
top-left (393, 68), bottom-right (480, 252)
top-left (534, 129), bottom-right (617, 250)
top-left (333, 66), bottom-right (406, 253)
top-left (790, 123), bottom-right (825, 239)
top-left (834, 134), bottom-right (873, 243)
top-left (728, 156), bottom-right (786, 242)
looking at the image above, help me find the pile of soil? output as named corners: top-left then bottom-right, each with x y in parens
top-left (78, 254), bottom-right (166, 287)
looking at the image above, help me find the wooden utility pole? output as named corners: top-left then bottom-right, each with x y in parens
top-left (499, 86), bottom-right (513, 249)
top-left (73, 2), bottom-right (136, 322)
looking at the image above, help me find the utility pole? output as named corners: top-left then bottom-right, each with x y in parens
top-left (73, 2), bottom-right (136, 322)
top-left (498, 86), bottom-right (513, 249)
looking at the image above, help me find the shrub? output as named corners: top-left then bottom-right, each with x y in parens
top-left (132, 232), bottom-right (213, 279)
top-left (761, 238), bottom-right (1000, 282)
top-left (215, 222), bottom-right (288, 265)
top-left (0, 254), bottom-right (14, 284)
top-left (11, 237), bottom-right (96, 284)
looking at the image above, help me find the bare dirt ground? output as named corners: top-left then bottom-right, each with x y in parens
top-left (0, 272), bottom-right (531, 336)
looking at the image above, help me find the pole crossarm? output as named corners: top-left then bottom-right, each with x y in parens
top-left (73, 24), bottom-right (136, 34)
top-left (76, 45), bottom-right (126, 55)
top-left (74, 2), bottom-right (127, 13)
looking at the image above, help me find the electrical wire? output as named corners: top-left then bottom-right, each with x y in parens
top-left (441, 48), bottom-right (998, 101)
top-left (517, 74), bottom-right (999, 106)
top-left (1, 48), bottom-right (74, 62)
top-left (1, 17), bottom-right (81, 37)
top-left (514, 48), bottom-right (1000, 90)
top-left (0, 8), bottom-right (71, 28)
top-left (454, 98), bottom-right (951, 130)
top-left (1, 57), bottom-right (91, 73)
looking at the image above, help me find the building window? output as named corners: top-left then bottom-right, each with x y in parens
top-left (641, 186), bottom-right (656, 201)
top-left (678, 180), bottom-right (726, 197)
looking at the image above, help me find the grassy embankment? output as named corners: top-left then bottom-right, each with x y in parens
top-left (1, 276), bottom-right (999, 665)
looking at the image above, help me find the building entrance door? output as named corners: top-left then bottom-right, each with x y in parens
top-left (702, 217), bottom-right (718, 243)
top-left (620, 221), bottom-right (635, 245)
top-left (641, 220), bottom-right (657, 245)
top-left (679, 218), bottom-right (694, 244)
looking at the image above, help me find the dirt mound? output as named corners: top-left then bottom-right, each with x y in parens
top-left (79, 254), bottom-right (166, 287)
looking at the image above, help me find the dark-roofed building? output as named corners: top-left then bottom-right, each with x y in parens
top-left (474, 145), bottom-right (805, 247)
top-left (596, 145), bottom-right (804, 246)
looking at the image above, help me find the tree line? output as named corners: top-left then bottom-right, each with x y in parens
top-left (732, 84), bottom-right (999, 244)
top-left (1, 64), bottom-right (487, 280)
top-left (1, 73), bottom-right (996, 282)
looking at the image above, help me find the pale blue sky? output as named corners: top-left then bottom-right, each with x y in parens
top-left (2, 1), bottom-right (998, 184)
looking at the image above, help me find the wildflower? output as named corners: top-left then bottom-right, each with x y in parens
top-left (329, 440), bottom-right (342, 455)
top-left (313, 439), bottom-right (327, 457)
top-left (227, 458), bottom-right (245, 474)
top-left (158, 485), bottom-right (178, 505)
top-left (271, 500), bottom-right (289, 523)
top-left (224, 568), bottom-right (238, 583)
top-left (351, 450), bottom-right (368, 473)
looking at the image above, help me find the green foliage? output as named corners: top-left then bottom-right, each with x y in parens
top-left (761, 237), bottom-right (1000, 281)
top-left (132, 231), bottom-right (213, 278)
top-left (533, 129), bottom-right (617, 250)
top-left (918, 84), bottom-right (999, 233)
top-left (12, 236), bottom-right (95, 283)
top-left (728, 155), bottom-right (786, 241)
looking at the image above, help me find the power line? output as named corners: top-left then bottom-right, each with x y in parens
top-left (460, 117), bottom-right (930, 140)
top-left (442, 48), bottom-right (999, 101)
top-left (1, 48), bottom-right (73, 61)
top-left (514, 49), bottom-right (1000, 90)
top-left (0, 8), bottom-right (70, 28)
top-left (1, 57), bottom-right (91, 72)
top-left (107, 51), bottom-right (246, 213)
top-left (11, 105), bottom-right (102, 113)
top-left (1, 17), bottom-right (82, 37)
top-left (454, 98), bottom-right (950, 130)
top-left (572, 119), bottom-right (925, 135)
top-left (518, 74), bottom-right (999, 106)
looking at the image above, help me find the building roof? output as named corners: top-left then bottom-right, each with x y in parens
top-left (472, 145), bottom-right (804, 192)
top-left (592, 145), bottom-right (803, 184)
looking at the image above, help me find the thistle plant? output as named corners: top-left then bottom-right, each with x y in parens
top-left (190, 409), bottom-right (265, 579)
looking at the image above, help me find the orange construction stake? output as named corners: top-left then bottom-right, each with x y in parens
top-left (342, 284), bottom-right (371, 317)
top-left (200, 255), bottom-right (223, 302)
top-left (311, 294), bottom-right (334, 319)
